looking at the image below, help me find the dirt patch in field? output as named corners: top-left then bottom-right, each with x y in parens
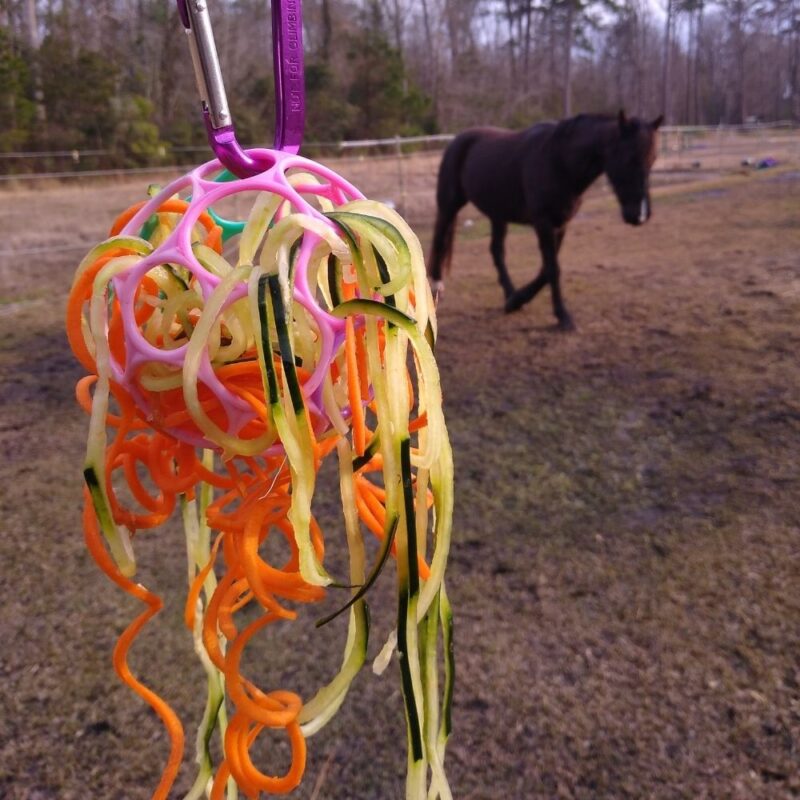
top-left (1, 171), bottom-right (799, 799)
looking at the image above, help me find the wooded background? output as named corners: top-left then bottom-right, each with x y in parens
top-left (1, 0), bottom-right (798, 166)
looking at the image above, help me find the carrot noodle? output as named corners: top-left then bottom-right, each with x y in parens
top-left (69, 153), bottom-right (454, 799)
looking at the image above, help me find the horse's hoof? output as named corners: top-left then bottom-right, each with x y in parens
top-left (504, 292), bottom-right (524, 313)
top-left (556, 315), bottom-right (576, 332)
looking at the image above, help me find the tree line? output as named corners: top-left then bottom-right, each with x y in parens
top-left (1, 0), bottom-right (797, 169)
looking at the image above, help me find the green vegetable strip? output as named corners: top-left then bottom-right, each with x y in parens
top-left (352, 432), bottom-right (380, 472)
top-left (181, 450), bottom-right (235, 799)
top-left (84, 254), bottom-right (144, 577)
top-left (398, 590), bottom-right (425, 762)
top-left (374, 248), bottom-right (397, 310)
top-left (421, 591), bottom-right (452, 800)
top-left (326, 253), bottom-right (343, 308)
top-left (359, 298), bottom-right (426, 797)
top-left (315, 515), bottom-right (398, 628)
top-left (401, 438), bottom-right (419, 597)
top-left (414, 467), bottom-right (431, 589)
top-left (267, 274), bottom-right (304, 413)
top-left (324, 211), bottom-right (454, 799)
top-left (330, 299), bottom-right (445, 470)
top-left (418, 437), bottom-right (454, 624)
top-left (326, 212), bottom-right (410, 298)
top-left (340, 199), bottom-right (436, 338)
top-left (271, 271), bottom-right (329, 587)
top-left (252, 269), bottom-right (329, 586)
top-left (256, 275), bottom-right (280, 405)
top-left (333, 295), bottom-right (453, 633)
top-left (439, 582), bottom-right (455, 742)
top-left (299, 438), bottom-right (370, 734)
top-left (181, 494), bottom-right (229, 800)
top-left (83, 467), bottom-right (134, 576)
top-left (323, 216), bottom-right (371, 297)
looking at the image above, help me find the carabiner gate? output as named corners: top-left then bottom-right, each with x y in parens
top-left (177, 0), bottom-right (305, 177)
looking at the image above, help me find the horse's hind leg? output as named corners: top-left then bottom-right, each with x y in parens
top-left (428, 198), bottom-right (464, 294)
top-left (490, 219), bottom-right (515, 299)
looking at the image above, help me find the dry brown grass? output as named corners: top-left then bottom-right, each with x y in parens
top-left (1, 164), bottom-right (799, 799)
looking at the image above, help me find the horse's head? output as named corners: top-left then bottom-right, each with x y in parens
top-left (605, 110), bottom-right (663, 226)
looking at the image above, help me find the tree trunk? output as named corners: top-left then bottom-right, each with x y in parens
top-left (563, 0), bottom-right (574, 116)
top-left (736, 0), bottom-right (746, 122)
top-left (391, 0), bottom-right (404, 56)
top-left (548, 6), bottom-right (557, 108)
top-left (693, 5), bottom-right (703, 123)
top-left (793, 28), bottom-right (800, 119)
top-left (419, 0), bottom-right (438, 108)
top-left (684, 10), bottom-right (693, 123)
top-left (320, 0), bottom-right (332, 62)
top-left (662, 0), bottom-right (673, 122)
top-left (24, 0), bottom-right (39, 49)
top-left (445, 0), bottom-right (461, 67)
top-left (522, 0), bottom-right (533, 93)
top-left (505, 0), bottom-right (518, 83)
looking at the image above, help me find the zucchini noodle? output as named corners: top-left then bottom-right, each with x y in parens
top-left (66, 149), bottom-right (454, 799)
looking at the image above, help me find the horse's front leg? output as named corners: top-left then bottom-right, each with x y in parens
top-left (489, 219), bottom-right (515, 299)
top-left (504, 224), bottom-right (572, 329)
top-left (549, 228), bottom-right (574, 330)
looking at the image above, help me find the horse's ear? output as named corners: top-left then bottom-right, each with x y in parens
top-left (618, 109), bottom-right (628, 130)
top-left (651, 114), bottom-right (664, 130)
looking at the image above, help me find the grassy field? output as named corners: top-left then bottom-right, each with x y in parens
top-left (1, 164), bottom-right (799, 799)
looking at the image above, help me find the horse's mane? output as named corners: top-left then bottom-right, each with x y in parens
top-left (552, 113), bottom-right (615, 139)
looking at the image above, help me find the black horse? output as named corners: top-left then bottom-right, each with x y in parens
top-left (428, 111), bottom-right (663, 329)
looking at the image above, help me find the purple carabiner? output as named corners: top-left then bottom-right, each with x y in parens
top-left (177, 0), bottom-right (305, 177)
top-left (271, 0), bottom-right (305, 153)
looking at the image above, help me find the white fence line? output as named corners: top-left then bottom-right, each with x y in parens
top-left (2, 123), bottom-right (798, 184)
top-left (0, 164), bottom-right (186, 183)
top-left (660, 120), bottom-right (798, 133)
top-left (0, 148), bottom-right (112, 161)
top-left (2, 122), bottom-right (796, 161)
top-left (338, 133), bottom-right (455, 149)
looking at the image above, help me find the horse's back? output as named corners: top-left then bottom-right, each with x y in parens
top-left (446, 124), bottom-right (556, 224)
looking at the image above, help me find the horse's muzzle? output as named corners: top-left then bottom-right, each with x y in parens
top-left (623, 198), bottom-right (651, 226)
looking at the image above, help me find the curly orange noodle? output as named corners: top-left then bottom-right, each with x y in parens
top-left (71, 183), bottom-right (454, 800)
top-left (82, 492), bottom-right (185, 799)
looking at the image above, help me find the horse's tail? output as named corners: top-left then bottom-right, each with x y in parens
top-left (429, 133), bottom-right (477, 287)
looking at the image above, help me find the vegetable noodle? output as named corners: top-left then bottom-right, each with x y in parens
top-left (67, 149), bottom-right (454, 799)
